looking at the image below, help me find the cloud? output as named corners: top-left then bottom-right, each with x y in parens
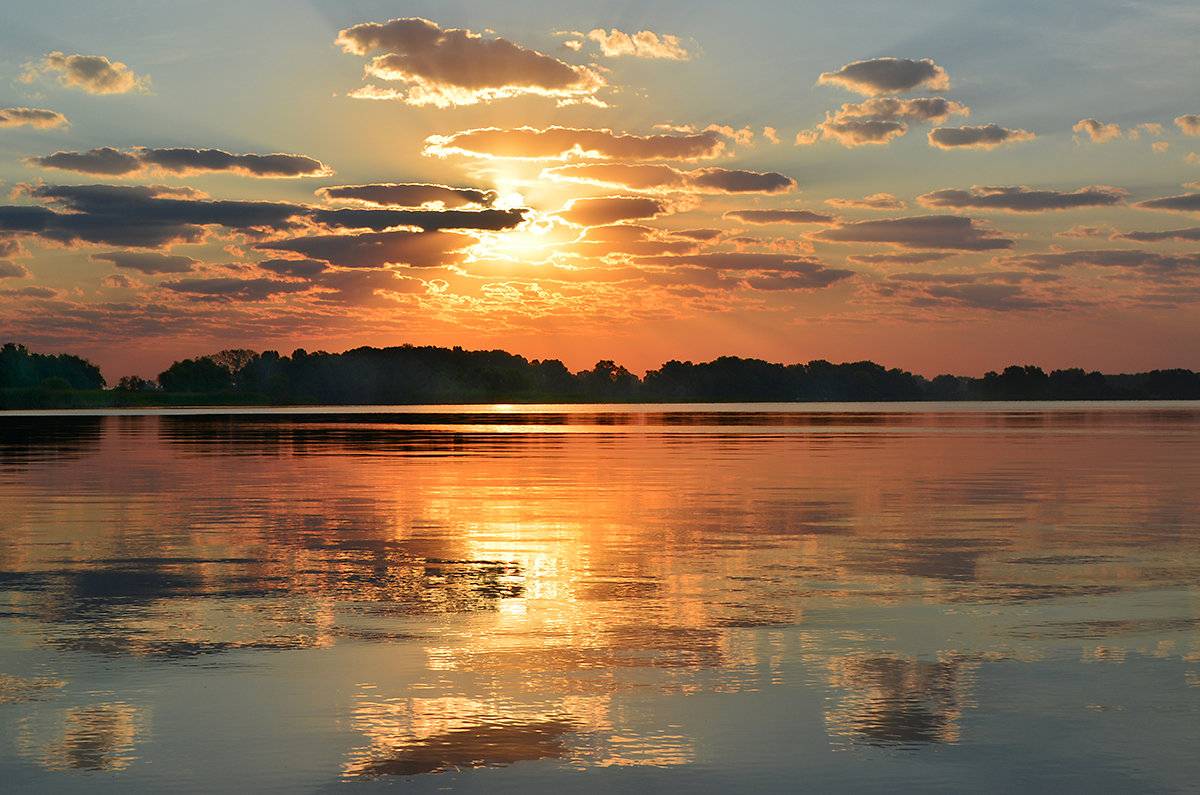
top-left (312, 207), bottom-right (527, 232)
top-left (257, 229), bottom-right (475, 269)
top-left (90, 251), bottom-right (198, 274)
top-left (542, 163), bottom-right (795, 194)
top-left (928, 124), bottom-right (1035, 149)
top-left (424, 126), bottom-right (726, 161)
top-left (161, 276), bottom-right (314, 302)
top-left (818, 58), bottom-right (948, 96)
top-left (1073, 118), bottom-right (1122, 142)
top-left (1057, 224), bottom-right (1118, 239)
top-left (23, 52), bottom-right (149, 94)
top-left (1114, 227), bottom-right (1200, 242)
top-left (637, 251), bottom-right (855, 287)
top-left (724, 209), bottom-right (836, 224)
top-left (0, 184), bottom-right (309, 248)
top-left (1175, 115), bottom-right (1200, 135)
top-left (819, 118), bottom-right (908, 147)
top-left (0, 107), bottom-right (69, 129)
top-left (257, 258), bottom-right (329, 277)
top-left (585, 29), bottom-right (690, 59)
top-left (336, 18), bottom-right (604, 107)
top-left (553, 196), bottom-right (674, 226)
top-left (996, 249), bottom-right (1200, 274)
top-left (317, 183), bottom-right (497, 208)
top-left (312, 268), bottom-right (429, 303)
top-left (813, 215), bottom-right (1015, 250)
top-left (831, 97), bottom-right (968, 123)
top-left (826, 194), bottom-right (905, 210)
top-left (917, 185), bottom-right (1127, 212)
top-left (847, 251), bottom-right (955, 265)
top-left (27, 147), bottom-right (333, 177)
top-left (1135, 193), bottom-right (1200, 213)
top-left (0, 261), bottom-right (30, 278)
top-left (873, 272), bottom-right (1064, 311)
top-left (1130, 123), bottom-right (1163, 139)
top-left (763, 126), bottom-right (780, 144)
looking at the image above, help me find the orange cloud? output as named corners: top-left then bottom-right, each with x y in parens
top-left (1175, 115), bottom-right (1200, 135)
top-left (826, 194), bottom-right (905, 210)
top-left (928, 124), bottom-right (1035, 149)
top-left (542, 163), bottom-right (795, 194)
top-left (424, 126), bottom-right (727, 161)
top-left (819, 118), bottom-right (908, 146)
top-left (0, 107), bottom-right (68, 129)
top-left (918, 185), bottom-right (1126, 212)
top-left (831, 97), bottom-right (968, 123)
top-left (337, 18), bottom-right (604, 107)
top-left (258, 229), bottom-right (476, 269)
top-left (584, 28), bottom-right (691, 59)
top-left (1073, 118), bottom-right (1122, 142)
top-left (22, 52), bottom-right (149, 94)
top-left (818, 58), bottom-right (948, 96)
top-left (553, 196), bottom-right (675, 226)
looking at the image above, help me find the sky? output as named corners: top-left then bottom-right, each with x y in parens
top-left (1, 0), bottom-right (1199, 380)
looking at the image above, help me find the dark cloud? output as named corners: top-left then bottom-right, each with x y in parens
top-left (317, 184), bottom-right (498, 208)
top-left (1175, 115), bottom-right (1200, 135)
top-left (161, 277), bottom-right (312, 302)
top-left (674, 229), bottom-right (724, 241)
top-left (313, 268), bottom-right (429, 303)
top-left (28, 147), bottom-right (140, 175)
top-left (724, 209), bottom-right (836, 224)
top-left (1114, 227), bottom-right (1200, 242)
top-left (818, 58), bottom-right (949, 96)
top-left (996, 249), bottom-right (1200, 274)
top-left (0, 107), bottom-right (69, 128)
top-left (257, 258), bottom-right (330, 277)
top-left (559, 224), bottom-right (699, 257)
top-left (928, 124), bottom-right (1035, 149)
top-left (90, 251), bottom-right (198, 274)
top-left (1135, 193), bottom-right (1200, 213)
top-left (870, 271), bottom-right (1069, 311)
top-left (553, 197), bottom-right (673, 226)
top-left (543, 163), bottom-right (795, 194)
top-left (1, 285), bottom-right (57, 298)
top-left (0, 184), bottom-right (309, 248)
top-left (918, 185), bottom-right (1126, 212)
top-left (0, 261), bottom-right (30, 278)
top-left (830, 97), bottom-right (968, 123)
top-left (312, 207), bottom-right (526, 232)
top-left (337, 18), bottom-right (604, 107)
top-left (28, 147), bottom-right (332, 177)
top-left (257, 229), bottom-right (475, 269)
top-left (813, 215), bottom-right (1015, 250)
top-left (425, 125), bottom-right (727, 161)
top-left (24, 52), bottom-right (149, 94)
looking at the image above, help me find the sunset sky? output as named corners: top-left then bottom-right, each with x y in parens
top-left (2, 0), bottom-right (1199, 380)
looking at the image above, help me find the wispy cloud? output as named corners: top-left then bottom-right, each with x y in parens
top-left (0, 108), bottom-right (69, 129)
top-left (583, 28), bottom-right (691, 59)
top-left (918, 185), bottom-right (1126, 212)
top-left (22, 52), bottom-right (149, 94)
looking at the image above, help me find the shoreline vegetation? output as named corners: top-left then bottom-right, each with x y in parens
top-left (2, 341), bottom-right (1199, 410)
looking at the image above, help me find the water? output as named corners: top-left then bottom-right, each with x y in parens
top-left (1, 403), bottom-right (1198, 792)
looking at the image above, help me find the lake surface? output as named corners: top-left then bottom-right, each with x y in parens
top-left (1, 403), bottom-right (1198, 792)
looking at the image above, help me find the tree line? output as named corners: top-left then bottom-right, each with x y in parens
top-left (3, 341), bottom-right (1200, 407)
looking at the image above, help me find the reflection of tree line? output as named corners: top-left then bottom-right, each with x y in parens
top-left (6, 340), bottom-right (1200, 407)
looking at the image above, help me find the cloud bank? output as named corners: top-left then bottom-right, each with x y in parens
top-left (424, 126), bottom-right (726, 161)
top-left (28, 147), bottom-right (333, 178)
top-left (542, 163), bottom-right (795, 194)
top-left (918, 185), bottom-right (1126, 212)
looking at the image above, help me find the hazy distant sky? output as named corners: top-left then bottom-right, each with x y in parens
top-left (2, 0), bottom-right (1199, 378)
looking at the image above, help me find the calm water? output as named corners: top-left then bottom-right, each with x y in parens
top-left (1, 403), bottom-right (1198, 792)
